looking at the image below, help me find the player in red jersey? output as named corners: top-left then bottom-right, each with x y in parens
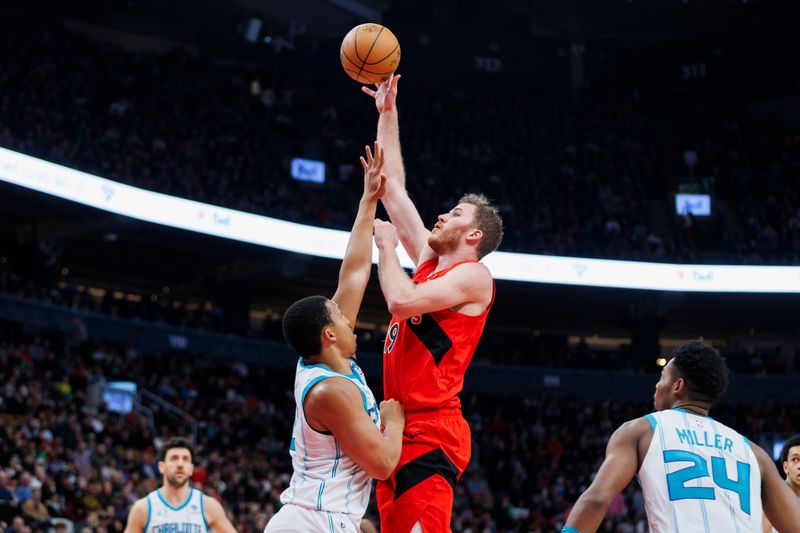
top-left (364, 75), bottom-right (504, 533)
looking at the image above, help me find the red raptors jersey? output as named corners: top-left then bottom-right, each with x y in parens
top-left (383, 258), bottom-right (494, 411)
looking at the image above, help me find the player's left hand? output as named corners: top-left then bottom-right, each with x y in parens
top-left (360, 142), bottom-right (387, 201)
top-left (373, 219), bottom-right (399, 250)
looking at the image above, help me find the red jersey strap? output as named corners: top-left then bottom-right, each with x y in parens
top-left (413, 258), bottom-right (482, 282)
top-left (412, 258), bottom-right (438, 281)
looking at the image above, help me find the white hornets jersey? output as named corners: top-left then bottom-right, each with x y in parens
top-left (144, 487), bottom-right (208, 533)
top-left (280, 358), bottom-right (380, 520)
top-left (639, 408), bottom-right (762, 533)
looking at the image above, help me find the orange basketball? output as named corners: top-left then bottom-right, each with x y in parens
top-left (340, 23), bottom-right (400, 85)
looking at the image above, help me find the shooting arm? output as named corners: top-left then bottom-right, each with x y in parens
top-left (368, 75), bottom-right (432, 266)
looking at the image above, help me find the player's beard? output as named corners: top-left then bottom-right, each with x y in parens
top-left (165, 472), bottom-right (190, 489)
top-left (428, 226), bottom-right (464, 255)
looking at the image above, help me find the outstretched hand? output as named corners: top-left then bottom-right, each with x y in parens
top-left (362, 73), bottom-right (401, 114)
top-left (360, 142), bottom-right (387, 201)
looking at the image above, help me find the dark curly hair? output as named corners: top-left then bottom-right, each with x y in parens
top-left (780, 435), bottom-right (800, 464)
top-left (669, 339), bottom-right (729, 404)
top-left (160, 437), bottom-right (194, 462)
top-left (282, 295), bottom-right (332, 358)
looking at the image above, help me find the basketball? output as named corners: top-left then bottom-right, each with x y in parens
top-left (340, 23), bottom-right (400, 85)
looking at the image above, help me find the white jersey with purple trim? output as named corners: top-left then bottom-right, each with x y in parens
top-left (278, 357), bottom-right (380, 523)
top-left (144, 487), bottom-right (208, 533)
top-left (638, 408), bottom-right (762, 533)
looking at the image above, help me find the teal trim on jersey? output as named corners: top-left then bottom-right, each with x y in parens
top-left (331, 441), bottom-right (341, 478)
top-left (561, 527), bottom-right (581, 533)
top-left (344, 467), bottom-right (355, 514)
top-left (358, 387), bottom-right (378, 423)
top-left (327, 511), bottom-right (335, 533)
top-left (348, 359), bottom-right (364, 384)
top-left (301, 376), bottom-right (331, 406)
top-left (144, 494), bottom-right (152, 531)
top-left (317, 481), bottom-right (326, 510)
top-left (301, 369), bottom-right (374, 423)
top-left (299, 358), bottom-right (360, 380)
top-left (645, 414), bottom-right (657, 431)
top-left (157, 487), bottom-right (194, 511)
top-left (200, 492), bottom-right (210, 531)
top-left (289, 437), bottom-right (296, 451)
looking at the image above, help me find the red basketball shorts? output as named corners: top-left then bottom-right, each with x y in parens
top-left (376, 409), bottom-right (471, 533)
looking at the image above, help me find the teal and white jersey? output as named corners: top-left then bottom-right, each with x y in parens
top-left (144, 487), bottom-right (208, 533)
top-left (639, 408), bottom-right (762, 533)
top-left (280, 358), bottom-right (380, 520)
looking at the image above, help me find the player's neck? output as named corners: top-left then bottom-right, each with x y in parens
top-left (789, 480), bottom-right (800, 497)
top-left (160, 483), bottom-right (191, 505)
top-left (307, 352), bottom-right (352, 374)
top-left (434, 250), bottom-right (478, 273)
top-left (670, 401), bottom-right (709, 417)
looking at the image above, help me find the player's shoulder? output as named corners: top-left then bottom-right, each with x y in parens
top-left (614, 417), bottom-right (653, 441)
top-left (446, 261), bottom-right (493, 286)
top-left (747, 440), bottom-right (772, 468)
top-left (126, 495), bottom-right (150, 524)
top-left (304, 376), bottom-right (361, 409)
top-left (130, 494), bottom-right (151, 510)
top-left (198, 492), bottom-right (223, 512)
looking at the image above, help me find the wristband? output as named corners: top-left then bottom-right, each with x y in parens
top-left (562, 527), bottom-right (581, 533)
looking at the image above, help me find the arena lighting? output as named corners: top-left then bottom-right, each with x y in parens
top-left (2, 146), bottom-right (800, 293)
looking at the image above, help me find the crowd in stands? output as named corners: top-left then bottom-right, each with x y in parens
top-left (0, 267), bottom-right (227, 335)
top-left (2, 263), bottom-right (796, 376)
top-left (1, 23), bottom-right (799, 265)
top-left (1, 325), bottom-right (798, 532)
top-left (2, 14), bottom-right (800, 533)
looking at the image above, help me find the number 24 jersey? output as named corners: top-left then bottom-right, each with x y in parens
top-left (639, 408), bottom-right (762, 533)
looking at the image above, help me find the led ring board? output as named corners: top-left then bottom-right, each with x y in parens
top-left (2, 147), bottom-right (799, 293)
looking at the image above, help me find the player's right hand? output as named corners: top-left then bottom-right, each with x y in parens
top-left (373, 219), bottom-right (399, 250)
top-left (360, 142), bottom-right (387, 201)
top-left (379, 399), bottom-right (405, 427)
top-left (361, 73), bottom-right (401, 114)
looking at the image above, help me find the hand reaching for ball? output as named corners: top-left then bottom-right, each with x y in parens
top-left (360, 142), bottom-right (387, 201)
top-left (362, 73), bottom-right (401, 114)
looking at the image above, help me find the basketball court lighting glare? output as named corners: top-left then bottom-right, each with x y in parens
top-left (2, 146), bottom-right (800, 293)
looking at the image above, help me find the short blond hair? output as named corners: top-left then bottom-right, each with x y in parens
top-left (459, 193), bottom-right (503, 259)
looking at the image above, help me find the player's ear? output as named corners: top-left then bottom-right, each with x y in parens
top-left (157, 461), bottom-right (165, 475)
top-left (321, 326), bottom-right (336, 345)
top-left (466, 228), bottom-right (483, 243)
top-left (784, 462), bottom-right (790, 476)
top-left (672, 377), bottom-right (685, 395)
